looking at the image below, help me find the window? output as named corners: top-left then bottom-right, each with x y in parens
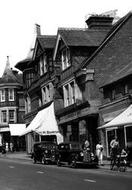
top-left (42, 87), bottom-right (46, 103)
top-left (9, 110), bottom-right (15, 123)
top-left (63, 80), bottom-right (76, 107)
top-left (8, 89), bottom-right (14, 101)
top-left (1, 110), bottom-right (7, 123)
top-left (25, 69), bottom-right (34, 88)
top-left (64, 84), bottom-right (69, 107)
top-left (62, 48), bottom-right (70, 70)
top-left (42, 84), bottom-right (51, 104)
top-left (0, 89), bottom-right (5, 102)
top-left (70, 81), bottom-right (75, 104)
top-left (40, 55), bottom-right (47, 76)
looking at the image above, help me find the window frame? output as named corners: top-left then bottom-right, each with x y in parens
top-left (63, 80), bottom-right (76, 107)
top-left (8, 88), bottom-right (14, 101)
top-left (0, 89), bottom-right (5, 102)
top-left (40, 55), bottom-right (47, 76)
top-left (9, 109), bottom-right (15, 123)
top-left (61, 48), bottom-right (70, 71)
top-left (1, 110), bottom-right (7, 123)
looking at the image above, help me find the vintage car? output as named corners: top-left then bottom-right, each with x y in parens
top-left (56, 142), bottom-right (98, 168)
top-left (0, 144), bottom-right (6, 154)
top-left (31, 141), bottom-right (58, 164)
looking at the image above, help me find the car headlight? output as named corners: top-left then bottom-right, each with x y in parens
top-left (80, 152), bottom-right (84, 156)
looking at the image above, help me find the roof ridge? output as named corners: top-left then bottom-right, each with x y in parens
top-left (38, 35), bottom-right (56, 38)
top-left (58, 27), bottom-right (86, 31)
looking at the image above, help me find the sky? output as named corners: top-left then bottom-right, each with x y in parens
top-left (0, 0), bottom-right (132, 76)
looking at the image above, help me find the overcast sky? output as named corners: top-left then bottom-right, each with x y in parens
top-left (0, 0), bottom-right (132, 76)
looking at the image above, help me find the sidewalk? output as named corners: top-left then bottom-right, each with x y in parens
top-left (1, 151), bottom-right (132, 172)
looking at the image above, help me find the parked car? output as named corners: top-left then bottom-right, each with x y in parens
top-left (31, 141), bottom-right (58, 164)
top-left (56, 142), bottom-right (98, 168)
top-left (0, 144), bottom-right (6, 154)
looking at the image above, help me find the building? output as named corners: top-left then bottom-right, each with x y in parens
top-left (15, 25), bottom-right (62, 153)
top-left (15, 13), bottom-right (115, 154)
top-left (0, 56), bottom-right (25, 151)
top-left (52, 14), bottom-right (114, 152)
top-left (80, 12), bottom-right (132, 159)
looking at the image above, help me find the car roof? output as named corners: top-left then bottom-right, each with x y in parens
top-left (34, 141), bottom-right (56, 145)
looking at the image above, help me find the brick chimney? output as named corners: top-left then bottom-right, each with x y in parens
top-left (35, 23), bottom-right (41, 36)
top-left (85, 14), bottom-right (114, 29)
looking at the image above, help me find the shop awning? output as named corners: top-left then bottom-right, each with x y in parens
top-left (20, 102), bottom-right (61, 137)
top-left (98, 105), bottom-right (132, 129)
top-left (9, 124), bottom-right (26, 136)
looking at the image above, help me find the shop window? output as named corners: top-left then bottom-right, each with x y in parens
top-left (70, 125), bottom-right (79, 142)
top-left (126, 126), bottom-right (132, 148)
top-left (106, 129), bottom-right (116, 156)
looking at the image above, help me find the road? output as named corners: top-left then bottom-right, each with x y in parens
top-left (0, 158), bottom-right (131, 190)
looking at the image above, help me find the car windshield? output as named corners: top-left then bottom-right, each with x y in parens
top-left (34, 142), bottom-right (56, 150)
top-left (59, 143), bottom-right (81, 150)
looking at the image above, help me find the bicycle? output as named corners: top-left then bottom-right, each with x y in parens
top-left (110, 150), bottom-right (127, 172)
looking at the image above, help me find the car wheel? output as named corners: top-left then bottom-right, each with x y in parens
top-left (33, 158), bottom-right (36, 164)
top-left (57, 159), bottom-right (61, 167)
top-left (71, 159), bottom-right (77, 168)
top-left (42, 157), bottom-right (45, 164)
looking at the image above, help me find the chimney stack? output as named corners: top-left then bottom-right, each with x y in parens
top-left (85, 14), bottom-right (114, 30)
top-left (35, 24), bottom-right (41, 36)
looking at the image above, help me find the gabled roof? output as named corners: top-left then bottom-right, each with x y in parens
top-left (38, 35), bottom-right (56, 49)
top-left (53, 27), bottom-right (109, 60)
top-left (80, 11), bottom-right (132, 88)
top-left (58, 28), bottom-right (109, 46)
top-left (32, 35), bottom-right (56, 60)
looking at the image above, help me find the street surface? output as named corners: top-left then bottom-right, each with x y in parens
top-left (0, 158), bottom-right (131, 190)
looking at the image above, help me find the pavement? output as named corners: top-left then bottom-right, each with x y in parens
top-left (0, 151), bottom-right (132, 173)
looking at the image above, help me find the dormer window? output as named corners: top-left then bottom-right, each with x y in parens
top-left (8, 89), bottom-right (14, 101)
top-left (40, 55), bottom-right (47, 76)
top-left (0, 89), bottom-right (5, 102)
top-left (61, 48), bottom-right (70, 70)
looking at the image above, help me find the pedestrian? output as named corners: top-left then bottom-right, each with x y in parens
top-left (110, 137), bottom-right (119, 160)
top-left (96, 141), bottom-right (104, 165)
top-left (83, 139), bottom-right (90, 162)
top-left (84, 139), bottom-right (90, 150)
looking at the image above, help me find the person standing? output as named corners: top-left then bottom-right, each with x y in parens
top-left (110, 137), bottom-right (119, 158)
top-left (96, 141), bottom-right (104, 165)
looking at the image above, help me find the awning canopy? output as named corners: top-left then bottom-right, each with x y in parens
top-left (9, 124), bottom-right (26, 136)
top-left (21, 102), bottom-right (60, 136)
top-left (98, 105), bottom-right (132, 129)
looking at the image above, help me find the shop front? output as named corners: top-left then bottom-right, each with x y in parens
top-left (57, 103), bottom-right (99, 153)
top-left (99, 105), bottom-right (132, 160)
top-left (21, 102), bottom-right (63, 153)
top-left (0, 124), bottom-right (26, 152)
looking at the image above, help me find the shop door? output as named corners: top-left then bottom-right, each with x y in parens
top-left (106, 129), bottom-right (116, 156)
top-left (117, 127), bottom-right (125, 149)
